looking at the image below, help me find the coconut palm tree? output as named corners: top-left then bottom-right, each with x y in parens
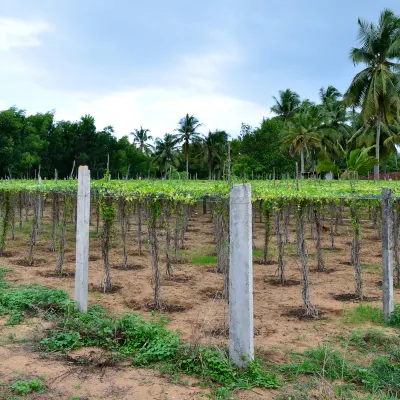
top-left (319, 86), bottom-right (342, 105)
top-left (153, 134), bottom-right (180, 178)
top-left (175, 114), bottom-right (203, 176)
top-left (203, 130), bottom-right (228, 180)
top-left (344, 9), bottom-right (400, 180)
top-left (130, 127), bottom-right (153, 155)
top-left (281, 104), bottom-right (323, 176)
top-left (271, 89), bottom-right (301, 123)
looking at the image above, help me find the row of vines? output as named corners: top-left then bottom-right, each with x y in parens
top-left (0, 179), bottom-right (399, 316)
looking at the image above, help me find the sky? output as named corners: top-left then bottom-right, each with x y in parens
top-left (0, 1), bottom-right (398, 139)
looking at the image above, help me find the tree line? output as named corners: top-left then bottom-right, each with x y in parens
top-left (1, 8), bottom-right (399, 180)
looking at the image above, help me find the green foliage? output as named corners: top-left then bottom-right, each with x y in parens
top-left (191, 255), bottom-right (218, 264)
top-left (0, 283), bottom-right (73, 325)
top-left (175, 346), bottom-right (279, 389)
top-left (233, 118), bottom-right (296, 176)
top-left (281, 341), bottom-right (400, 397)
top-left (345, 304), bottom-right (384, 325)
top-left (344, 304), bottom-right (400, 328)
top-left (10, 379), bottom-right (44, 396)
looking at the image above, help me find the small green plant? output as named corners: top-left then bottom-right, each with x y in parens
top-left (345, 304), bottom-right (383, 325)
top-left (10, 379), bottom-right (44, 396)
top-left (192, 255), bottom-right (218, 265)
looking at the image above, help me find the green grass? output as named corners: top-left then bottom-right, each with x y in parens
top-left (2, 266), bottom-right (400, 399)
top-left (191, 255), bottom-right (218, 264)
top-left (362, 263), bottom-right (381, 275)
top-left (0, 267), bottom-right (279, 397)
top-left (345, 304), bottom-right (384, 325)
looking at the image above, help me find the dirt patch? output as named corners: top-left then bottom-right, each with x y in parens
top-left (88, 284), bottom-right (123, 294)
top-left (123, 299), bottom-right (142, 310)
top-left (163, 274), bottom-right (192, 284)
top-left (201, 287), bottom-right (225, 300)
top-left (281, 307), bottom-right (327, 321)
top-left (322, 247), bottom-right (342, 251)
top-left (39, 271), bottom-right (75, 278)
top-left (258, 260), bottom-right (276, 265)
top-left (267, 279), bottom-right (300, 286)
top-left (0, 251), bottom-right (16, 258)
top-left (112, 264), bottom-right (145, 271)
top-left (173, 258), bottom-right (190, 264)
top-left (341, 261), bottom-right (352, 266)
top-left (206, 267), bottom-right (222, 274)
top-left (208, 326), bottom-right (261, 338)
top-left (314, 268), bottom-right (336, 274)
top-left (145, 302), bottom-right (188, 313)
top-left (331, 293), bottom-right (380, 302)
top-left (0, 202), bottom-right (397, 398)
top-left (128, 249), bottom-right (148, 256)
top-left (14, 258), bottom-right (46, 267)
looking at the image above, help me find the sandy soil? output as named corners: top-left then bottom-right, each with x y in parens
top-left (0, 202), bottom-right (397, 399)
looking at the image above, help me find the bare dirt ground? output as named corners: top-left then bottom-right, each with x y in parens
top-left (0, 203), bottom-right (397, 399)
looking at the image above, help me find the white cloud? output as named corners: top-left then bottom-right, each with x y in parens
top-left (0, 24), bottom-right (268, 139)
top-left (56, 86), bottom-right (269, 139)
top-left (0, 18), bottom-right (50, 51)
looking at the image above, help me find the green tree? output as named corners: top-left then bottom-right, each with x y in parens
top-left (232, 118), bottom-right (296, 177)
top-left (153, 134), bottom-right (180, 177)
top-left (281, 104), bottom-right (323, 176)
top-left (175, 114), bottom-right (203, 176)
top-left (130, 127), bottom-right (153, 155)
top-left (344, 8), bottom-right (400, 179)
top-left (203, 130), bottom-right (228, 179)
top-left (270, 89), bottom-right (301, 123)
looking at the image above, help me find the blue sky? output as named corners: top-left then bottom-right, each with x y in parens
top-left (0, 1), bottom-right (398, 138)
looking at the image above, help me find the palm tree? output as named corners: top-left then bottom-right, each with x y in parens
top-left (319, 86), bottom-right (342, 105)
top-left (338, 145), bottom-right (376, 179)
top-left (130, 127), bottom-right (153, 155)
top-left (204, 130), bottom-right (228, 180)
top-left (344, 9), bottom-right (400, 180)
top-left (281, 104), bottom-right (323, 176)
top-left (175, 114), bottom-right (203, 176)
top-left (271, 89), bottom-right (301, 123)
top-left (153, 134), bottom-right (180, 178)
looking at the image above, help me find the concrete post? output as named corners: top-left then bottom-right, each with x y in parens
top-left (229, 184), bottom-right (254, 367)
top-left (382, 188), bottom-right (394, 322)
top-left (75, 166), bottom-right (91, 312)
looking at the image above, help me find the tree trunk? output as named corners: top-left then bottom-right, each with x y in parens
top-left (174, 204), bottom-right (180, 262)
top-left (313, 205), bottom-right (325, 272)
top-left (148, 204), bottom-right (162, 309)
top-left (137, 202), bottom-right (142, 256)
top-left (185, 138), bottom-right (189, 177)
top-left (274, 209), bottom-right (285, 284)
top-left (261, 207), bottom-right (271, 264)
top-left (101, 199), bottom-right (114, 293)
top-left (164, 202), bottom-right (173, 276)
top-left (56, 198), bottom-right (69, 275)
top-left (300, 147), bottom-right (305, 178)
top-left (120, 199), bottom-right (128, 268)
top-left (374, 112), bottom-right (381, 180)
top-left (350, 203), bottom-right (363, 300)
top-left (297, 204), bottom-right (318, 317)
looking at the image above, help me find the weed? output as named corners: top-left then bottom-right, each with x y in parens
top-left (192, 255), bottom-right (218, 265)
top-left (10, 379), bottom-right (44, 396)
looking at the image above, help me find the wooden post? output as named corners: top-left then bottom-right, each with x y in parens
top-left (382, 188), bottom-right (394, 322)
top-left (75, 166), bottom-right (91, 312)
top-left (229, 184), bottom-right (254, 367)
